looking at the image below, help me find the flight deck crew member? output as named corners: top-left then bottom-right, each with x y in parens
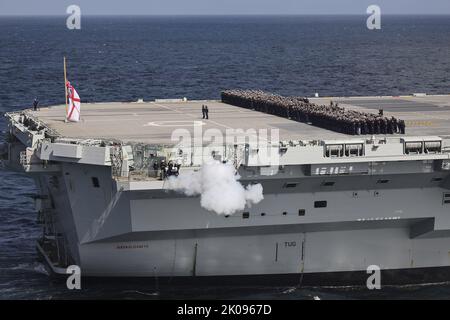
top-left (160, 160), bottom-right (167, 180)
top-left (33, 97), bottom-right (39, 111)
top-left (363, 119), bottom-right (369, 135)
top-left (167, 161), bottom-right (174, 176)
top-left (205, 105), bottom-right (209, 119)
top-left (351, 119), bottom-right (357, 135)
top-left (398, 119), bottom-right (406, 134)
top-left (202, 105), bottom-right (206, 119)
top-left (375, 118), bottom-right (381, 134)
top-left (387, 118), bottom-right (394, 134)
top-left (152, 162), bottom-right (158, 177)
top-left (391, 116), bottom-right (398, 133)
top-left (175, 162), bottom-right (181, 176)
top-left (356, 120), bottom-right (362, 135)
top-left (381, 118), bottom-right (388, 134)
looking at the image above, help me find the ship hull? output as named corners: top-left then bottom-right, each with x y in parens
top-left (27, 161), bottom-right (450, 287)
top-left (5, 98), bottom-right (450, 287)
top-left (38, 245), bottom-right (450, 287)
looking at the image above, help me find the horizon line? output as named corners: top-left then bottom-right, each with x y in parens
top-left (1, 13), bottom-right (450, 17)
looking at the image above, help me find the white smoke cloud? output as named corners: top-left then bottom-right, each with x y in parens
top-left (165, 160), bottom-right (264, 215)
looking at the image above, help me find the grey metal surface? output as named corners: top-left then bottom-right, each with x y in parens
top-left (8, 96), bottom-right (450, 280)
top-left (29, 101), bottom-right (348, 143)
top-left (338, 99), bottom-right (445, 112)
top-left (26, 94), bottom-right (450, 144)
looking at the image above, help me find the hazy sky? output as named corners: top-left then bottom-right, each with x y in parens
top-left (1, 0), bottom-right (450, 15)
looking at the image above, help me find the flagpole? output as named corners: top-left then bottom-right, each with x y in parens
top-left (64, 56), bottom-right (68, 121)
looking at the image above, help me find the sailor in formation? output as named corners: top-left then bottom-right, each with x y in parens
top-left (221, 90), bottom-right (406, 135)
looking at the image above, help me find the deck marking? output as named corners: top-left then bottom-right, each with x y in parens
top-left (153, 102), bottom-right (270, 142)
top-left (144, 120), bottom-right (205, 127)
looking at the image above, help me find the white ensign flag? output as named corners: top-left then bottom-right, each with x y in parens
top-left (66, 81), bottom-right (81, 122)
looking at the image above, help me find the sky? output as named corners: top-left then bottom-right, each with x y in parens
top-left (1, 0), bottom-right (450, 16)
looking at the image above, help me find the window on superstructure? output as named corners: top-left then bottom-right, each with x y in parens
top-left (298, 209), bottom-right (306, 216)
top-left (91, 177), bottom-right (100, 188)
top-left (424, 141), bottom-right (441, 154)
top-left (325, 144), bottom-right (344, 158)
top-left (404, 142), bottom-right (423, 155)
top-left (314, 201), bottom-right (327, 208)
top-left (242, 212), bottom-right (250, 219)
top-left (443, 193), bottom-right (450, 204)
top-left (345, 144), bottom-right (364, 157)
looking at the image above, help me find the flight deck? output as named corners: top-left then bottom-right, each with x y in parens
top-left (24, 94), bottom-right (450, 145)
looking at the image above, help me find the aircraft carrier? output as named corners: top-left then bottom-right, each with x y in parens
top-left (3, 92), bottom-right (450, 285)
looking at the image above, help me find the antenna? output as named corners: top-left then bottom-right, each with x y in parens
top-left (64, 56), bottom-right (68, 121)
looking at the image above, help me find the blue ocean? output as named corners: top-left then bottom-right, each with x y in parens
top-left (1, 15), bottom-right (450, 299)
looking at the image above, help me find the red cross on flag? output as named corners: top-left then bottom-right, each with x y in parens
top-left (66, 81), bottom-right (81, 122)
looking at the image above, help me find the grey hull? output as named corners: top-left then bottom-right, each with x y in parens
top-left (5, 96), bottom-right (450, 285)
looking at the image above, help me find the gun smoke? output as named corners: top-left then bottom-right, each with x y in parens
top-left (166, 160), bottom-right (264, 215)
